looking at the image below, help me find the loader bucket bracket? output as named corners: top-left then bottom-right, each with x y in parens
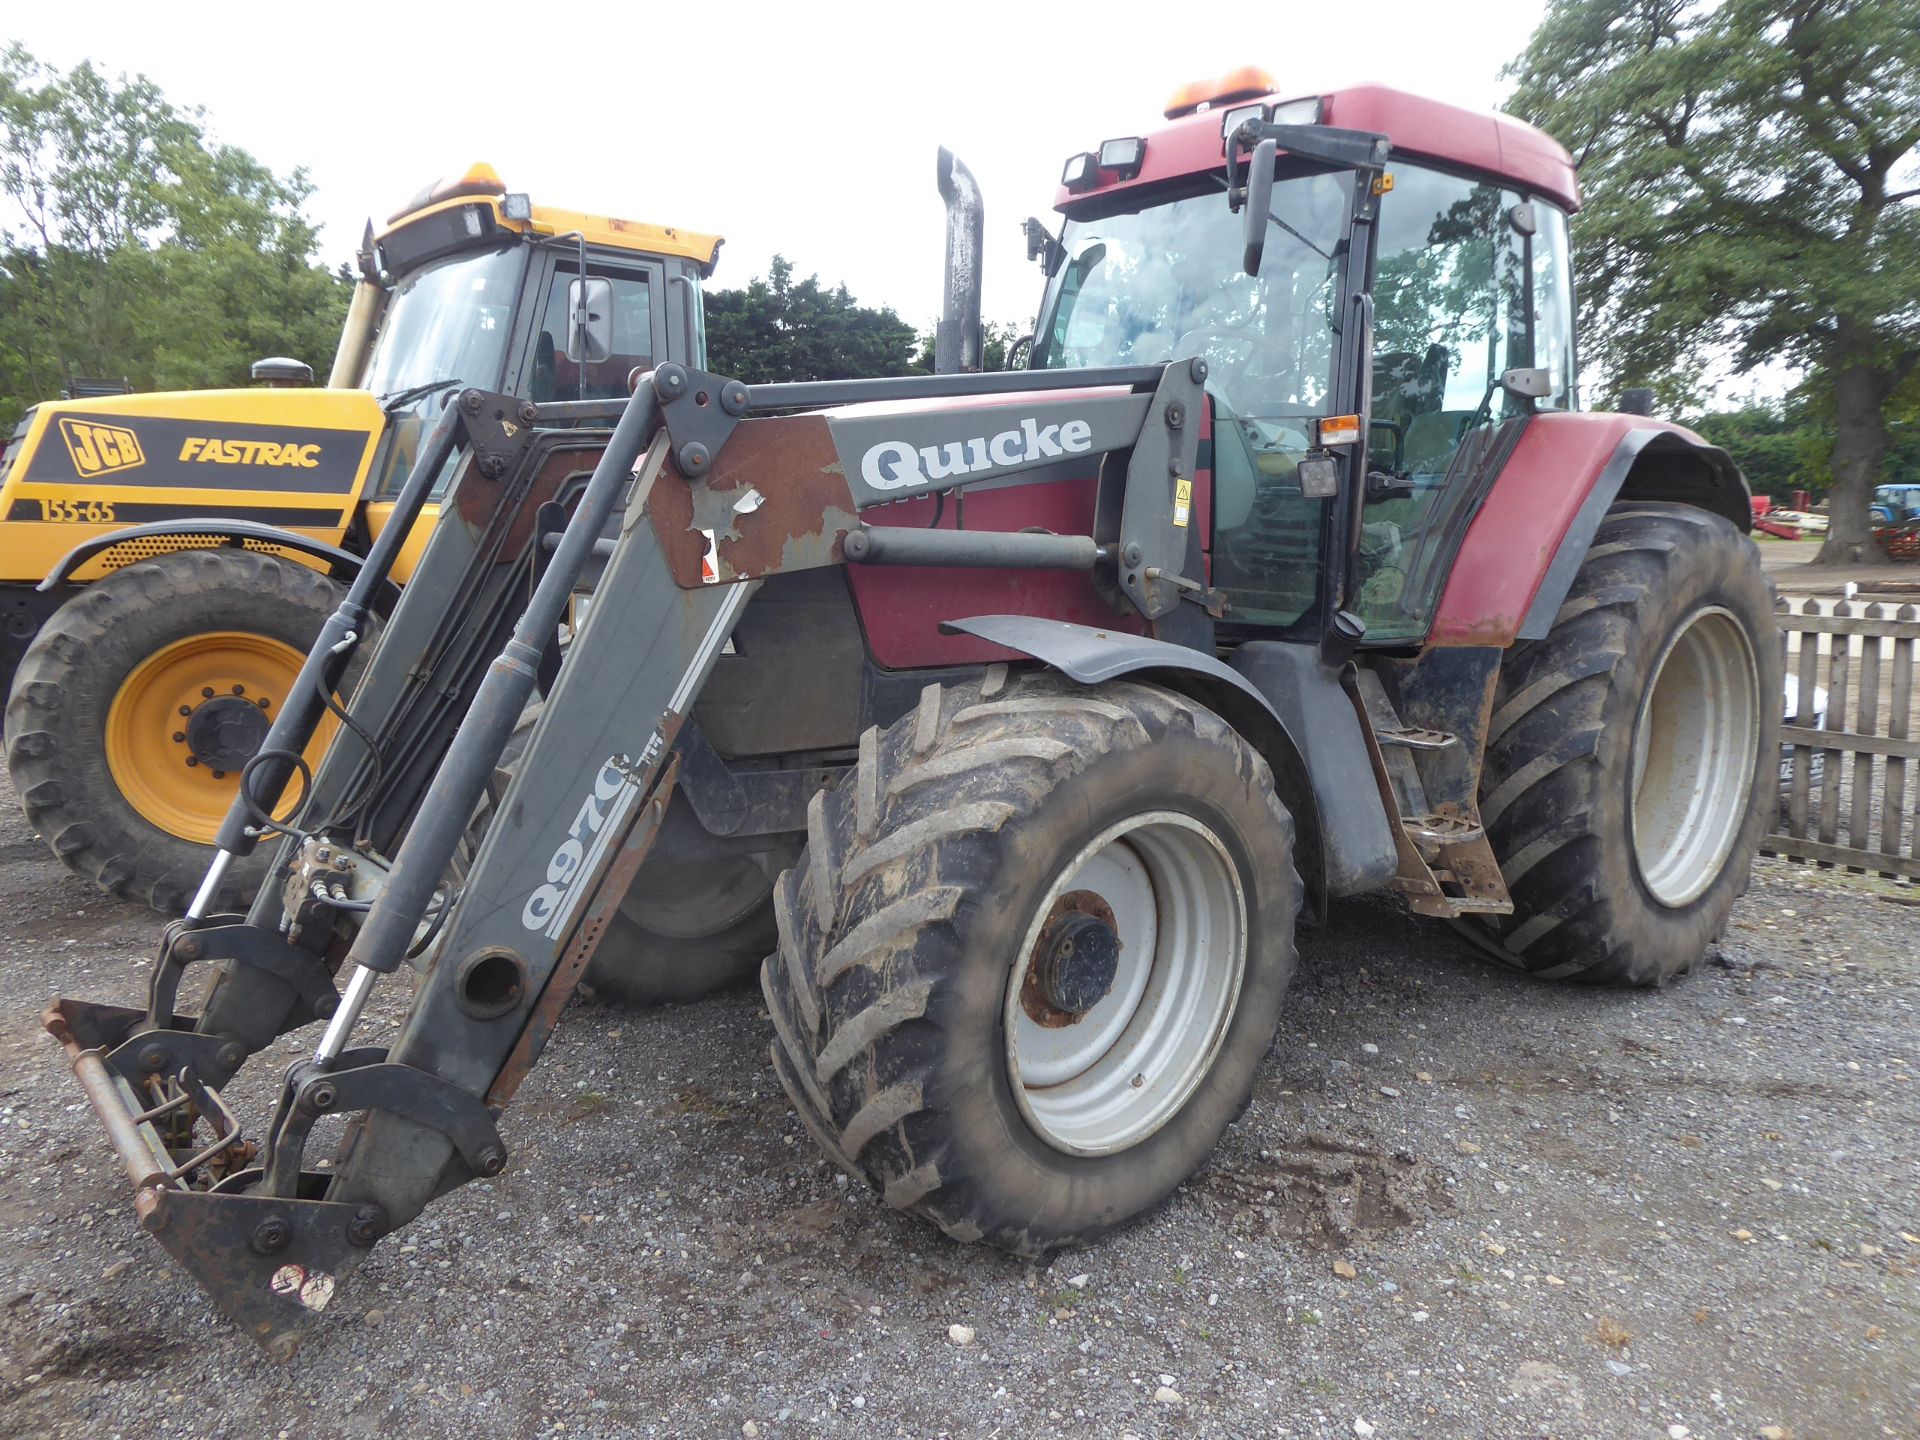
top-left (257, 1051), bottom-right (508, 1200)
top-left (147, 920), bottom-right (343, 1052)
top-left (136, 1178), bottom-right (373, 1363)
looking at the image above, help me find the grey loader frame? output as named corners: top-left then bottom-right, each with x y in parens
top-left (48, 356), bottom-right (1365, 1357)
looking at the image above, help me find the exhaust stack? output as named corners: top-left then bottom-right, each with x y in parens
top-left (936, 148), bottom-right (984, 374)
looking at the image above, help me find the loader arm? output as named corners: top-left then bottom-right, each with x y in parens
top-left (45, 358), bottom-right (1249, 1357)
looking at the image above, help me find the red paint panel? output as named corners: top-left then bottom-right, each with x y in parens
top-left (1429, 413), bottom-right (1703, 647)
top-left (848, 475), bottom-right (1142, 668)
top-left (1056, 84), bottom-right (1579, 216)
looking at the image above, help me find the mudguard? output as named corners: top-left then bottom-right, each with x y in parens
top-left (40, 521), bottom-right (398, 613)
top-left (1431, 414), bottom-right (1751, 648)
top-left (941, 614), bottom-right (1400, 907)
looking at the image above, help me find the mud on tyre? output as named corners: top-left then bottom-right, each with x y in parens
top-left (763, 669), bottom-right (1300, 1256)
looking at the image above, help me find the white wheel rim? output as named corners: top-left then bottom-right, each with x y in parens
top-left (1004, 812), bottom-right (1246, 1156)
top-left (1630, 606), bottom-right (1761, 907)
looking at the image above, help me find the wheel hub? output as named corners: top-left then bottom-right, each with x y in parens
top-left (105, 631), bottom-right (332, 844)
top-left (1004, 813), bottom-right (1248, 1157)
top-left (1022, 892), bottom-right (1121, 1026)
top-left (183, 693), bottom-right (271, 770)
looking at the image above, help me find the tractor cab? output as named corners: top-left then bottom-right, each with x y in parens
top-left (345, 165), bottom-right (723, 560)
top-left (1031, 76), bottom-right (1581, 645)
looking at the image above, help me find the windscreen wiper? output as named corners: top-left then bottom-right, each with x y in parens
top-left (378, 378), bottom-right (464, 414)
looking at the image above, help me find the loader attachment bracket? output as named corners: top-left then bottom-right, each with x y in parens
top-left (136, 1179), bottom-right (373, 1363)
top-left (256, 1049), bottom-right (507, 1201)
top-left (149, 919), bottom-right (342, 1051)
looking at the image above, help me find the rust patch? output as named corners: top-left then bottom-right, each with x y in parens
top-left (1019, 889), bottom-right (1118, 1029)
top-left (649, 414), bottom-right (857, 588)
top-left (449, 439), bottom-right (608, 561)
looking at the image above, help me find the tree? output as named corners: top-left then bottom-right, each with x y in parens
top-left (702, 256), bottom-right (919, 382)
top-left (1506, 0), bottom-right (1920, 562)
top-left (0, 45), bottom-right (347, 430)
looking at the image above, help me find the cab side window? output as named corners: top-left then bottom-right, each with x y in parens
top-left (529, 271), bottom-right (655, 402)
top-left (1369, 165), bottom-right (1528, 482)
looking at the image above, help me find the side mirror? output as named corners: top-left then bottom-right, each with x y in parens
top-left (566, 277), bottom-right (614, 364)
top-left (1499, 367), bottom-right (1553, 400)
top-left (1023, 217), bottom-right (1065, 275)
top-left (1241, 138), bottom-right (1277, 276)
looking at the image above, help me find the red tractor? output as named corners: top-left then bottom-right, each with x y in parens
top-left (48, 71), bottom-right (1778, 1355)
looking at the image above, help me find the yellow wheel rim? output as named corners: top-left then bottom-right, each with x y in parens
top-left (105, 632), bottom-right (341, 844)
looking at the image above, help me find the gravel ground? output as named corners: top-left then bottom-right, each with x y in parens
top-left (0, 772), bottom-right (1916, 1440)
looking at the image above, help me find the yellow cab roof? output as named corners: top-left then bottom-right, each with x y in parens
top-left (375, 163), bottom-right (723, 274)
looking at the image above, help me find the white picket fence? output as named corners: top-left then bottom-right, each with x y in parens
top-left (1768, 596), bottom-right (1920, 880)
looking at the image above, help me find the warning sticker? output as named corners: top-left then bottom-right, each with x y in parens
top-left (1173, 477), bottom-right (1193, 529)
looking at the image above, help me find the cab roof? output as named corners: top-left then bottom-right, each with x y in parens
top-left (1057, 81), bottom-right (1580, 215)
top-left (377, 163), bottom-right (724, 275)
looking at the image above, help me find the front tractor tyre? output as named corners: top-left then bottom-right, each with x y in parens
top-left (762, 672), bottom-right (1300, 1256)
top-left (5, 548), bottom-right (349, 914)
top-left (1473, 503), bottom-right (1780, 986)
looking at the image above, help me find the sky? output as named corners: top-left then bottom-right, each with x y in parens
top-left (10, 0), bottom-right (1553, 334)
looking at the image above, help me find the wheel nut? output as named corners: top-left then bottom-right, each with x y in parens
top-left (250, 1216), bottom-right (292, 1255)
top-left (345, 1204), bottom-right (386, 1247)
top-left (173, 731), bottom-right (185, 743)
top-left (201, 687), bottom-right (215, 698)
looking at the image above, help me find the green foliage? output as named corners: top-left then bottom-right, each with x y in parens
top-left (702, 256), bottom-right (919, 382)
top-left (1507, 0), bottom-right (1920, 555)
top-left (0, 44), bottom-right (348, 430)
top-left (1682, 400), bottom-right (1830, 498)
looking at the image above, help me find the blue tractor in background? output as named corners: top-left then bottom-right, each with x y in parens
top-left (1871, 483), bottom-right (1920, 525)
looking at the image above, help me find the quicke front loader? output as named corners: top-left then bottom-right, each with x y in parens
top-left (46, 77), bottom-right (1779, 1358)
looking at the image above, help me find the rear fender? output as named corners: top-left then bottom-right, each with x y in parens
top-left (1432, 414), bottom-right (1753, 648)
top-left (942, 615), bottom-right (1400, 912)
top-left (40, 521), bottom-right (398, 615)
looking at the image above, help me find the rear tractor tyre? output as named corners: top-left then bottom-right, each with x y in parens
top-left (581, 818), bottom-right (795, 1006)
top-left (763, 671), bottom-right (1300, 1257)
top-left (1471, 503), bottom-right (1779, 985)
top-left (475, 709), bottom-right (793, 1007)
top-left (5, 548), bottom-right (352, 914)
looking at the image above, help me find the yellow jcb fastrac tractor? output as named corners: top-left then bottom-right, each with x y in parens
top-left (0, 165), bottom-right (721, 913)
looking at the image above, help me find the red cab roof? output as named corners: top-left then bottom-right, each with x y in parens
top-left (1056, 82), bottom-right (1580, 214)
